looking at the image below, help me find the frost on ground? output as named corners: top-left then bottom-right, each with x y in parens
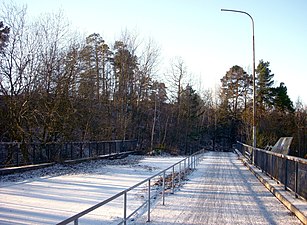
top-left (1, 152), bottom-right (303, 225)
top-left (0, 155), bottom-right (144, 183)
top-left (134, 151), bottom-right (302, 225)
top-left (0, 154), bottom-right (184, 225)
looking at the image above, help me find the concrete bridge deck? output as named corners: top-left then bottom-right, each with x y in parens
top-left (135, 151), bottom-right (304, 225)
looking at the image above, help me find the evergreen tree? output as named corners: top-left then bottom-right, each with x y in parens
top-left (256, 60), bottom-right (275, 111)
top-left (220, 65), bottom-right (252, 116)
top-left (272, 82), bottom-right (294, 112)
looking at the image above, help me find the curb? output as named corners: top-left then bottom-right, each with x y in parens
top-left (234, 149), bottom-right (307, 225)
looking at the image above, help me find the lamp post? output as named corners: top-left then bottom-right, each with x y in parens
top-left (221, 9), bottom-right (256, 151)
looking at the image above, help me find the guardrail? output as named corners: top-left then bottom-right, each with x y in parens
top-left (0, 140), bottom-right (137, 168)
top-left (56, 149), bottom-right (205, 225)
top-left (235, 141), bottom-right (307, 200)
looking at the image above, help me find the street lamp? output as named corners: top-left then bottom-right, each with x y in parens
top-left (221, 9), bottom-right (257, 151)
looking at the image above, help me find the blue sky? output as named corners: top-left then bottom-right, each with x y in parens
top-left (6, 0), bottom-right (307, 105)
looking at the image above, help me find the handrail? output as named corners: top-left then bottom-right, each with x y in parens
top-left (237, 141), bottom-right (307, 164)
top-left (56, 149), bottom-right (205, 225)
top-left (236, 141), bottom-right (307, 200)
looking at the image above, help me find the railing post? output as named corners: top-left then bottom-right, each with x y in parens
top-left (16, 144), bottom-right (19, 166)
top-left (96, 142), bottom-right (99, 156)
top-left (172, 166), bottom-right (175, 194)
top-left (70, 143), bottom-right (73, 160)
top-left (193, 155), bottom-right (194, 168)
top-left (162, 171), bottom-right (165, 205)
top-left (147, 179), bottom-right (151, 222)
top-left (80, 143), bottom-right (82, 158)
top-left (271, 154), bottom-right (274, 179)
top-left (74, 218), bottom-right (78, 225)
top-left (184, 159), bottom-right (186, 178)
top-left (284, 158), bottom-right (288, 190)
top-left (179, 162), bottom-right (181, 186)
top-left (294, 161), bottom-right (298, 198)
top-left (123, 191), bottom-right (127, 225)
top-left (265, 152), bottom-right (268, 173)
top-left (261, 151), bottom-right (264, 173)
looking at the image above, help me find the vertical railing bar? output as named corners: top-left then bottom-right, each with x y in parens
top-left (96, 142), bottom-right (99, 156)
top-left (184, 158), bottom-right (186, 178)
top-left (295, 161), bottom-right (298, 198)
top-left (179, 162), bottom-right (181, 186)
top-left (284, 158), bottom-right (288, 190)
top-left (70, 143), bottom-right (73, 160)
top-left (172, 166), bottom-right (175, 194)
top-left (271, 154), bottom-right (274, 179)
top-left (16, 144), bottom-right (19, 166)
top-left (147, 179), bottom-right (151, 222)
top-left (88, 142), bottom-right (91, 157)
top-left (123, 191), bottom-right (127, 225)
top-left (162, 171), bottom-right (165, 205)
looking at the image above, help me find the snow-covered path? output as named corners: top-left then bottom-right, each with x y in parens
top-left (134, 151), bottom-right (302, 225)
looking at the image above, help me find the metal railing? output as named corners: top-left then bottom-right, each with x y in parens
top-left (56, 149), bottom-right (205, 225)
top-left (236, 141), bottom-right (307, 200)
top-left (0, 140), bottom-right (137, 168)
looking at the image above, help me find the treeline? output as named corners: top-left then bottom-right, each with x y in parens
top-left (220, 63), bottom-right (306, 157)
top-left (0, 3), bottom-right (306, 157)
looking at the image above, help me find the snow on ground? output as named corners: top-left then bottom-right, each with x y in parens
top-left (0, 154), bottom-right (185, 225)
top-left (134, 151), bottom-right (302, 225)
top-left (1, 152), bottom-right (303, 225)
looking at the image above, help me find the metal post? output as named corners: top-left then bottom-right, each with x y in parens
top-left (147, 179), bottom-right (151, 222)
top-left (71, 143), bottom-right (74, 160)
top-left (294, 161), bottom-right (298, 198)
top-left (271, 155), bottom-right (274, 179)
top-left (179, 162), bottom-right (181, 186)
top-left (192, 156), bottom-right (195, 169)
top-left (16, 144), bottom-right (19, 166)
top-left (32, 145), bottom-right (35, 164)
top-left (123, 192), bottom-right (127, 225)
top-left (80, 143), bottom-right (82, 158)
top-left (172, 166), bottom-right (175, 194)
top-left (74, 219), bottom-right (78, 225)
top-left (276, 155), bottom-right (279, 184)
top-left (162, 171), bottom-right (165, 205)
top-left (284, 158), bottom-right (288, 190)
top-left (184, 159), bottom-right (186, 178)
top-left (261, 151), bottom-right (264, 173)
top-left (96, 142), bottom-right (99, 156)
top-left (89, 142), bottom-right (91, 157)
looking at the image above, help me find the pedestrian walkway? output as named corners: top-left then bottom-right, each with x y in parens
top-left (134, 151), bottom-right (303, 225)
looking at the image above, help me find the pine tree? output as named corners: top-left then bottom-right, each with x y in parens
top-left (256, 60), bottom-right (275, 111)
top-left (220, 65), bottom-right (252, 116)
top-left (272, 82), bottom-right (294, 112)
